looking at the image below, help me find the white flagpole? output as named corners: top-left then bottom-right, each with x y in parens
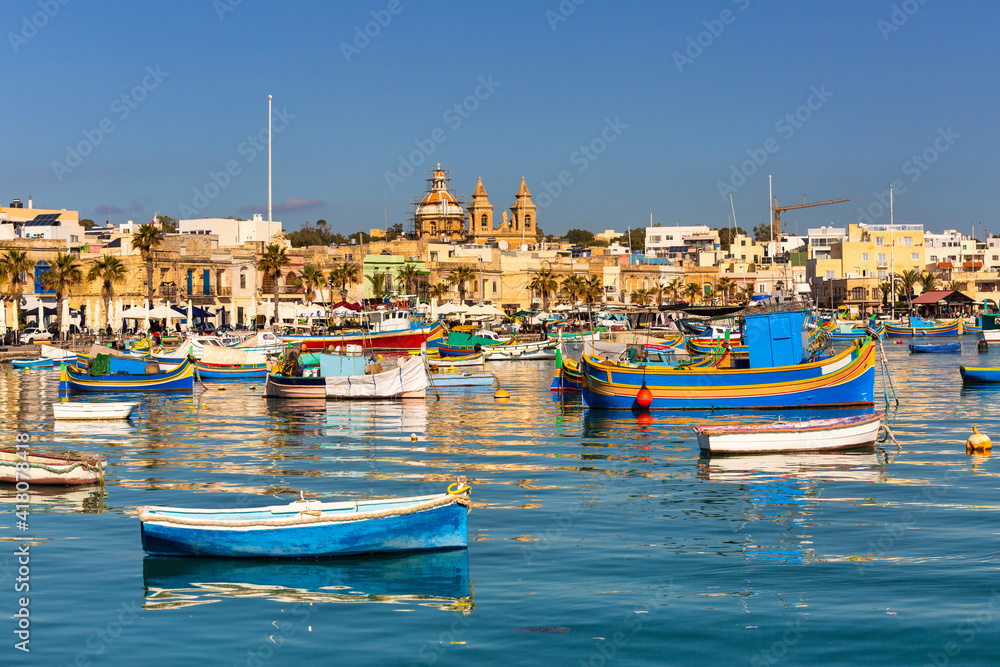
top-left (268, 95), bottom-right (272, 239)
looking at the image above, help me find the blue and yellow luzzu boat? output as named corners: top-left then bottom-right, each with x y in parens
top-left (59, 358), bottom-right (195, 392)
top-left (884, 317), bottom-right (961, 337)
top-left (580, 309), bottom-right (876, 410)
top-left (959, 366), bottom-right (1000, 382)
top-left (195, 362), bottom-right (268, 379)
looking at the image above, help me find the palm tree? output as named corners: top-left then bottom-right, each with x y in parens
top-left (630, 288), bottom-right (653, 306)
top-left (257, 243), bottom-right (290, 323)
top-left (683, 282), bottom-right (700, 304)
top-left (919, 272), bottom-right (940, 294)
top-left (447, 265), bottom-right (477, 304)
top-left (716, 277), bottom-right (735, 305)
top-left (132, 224), bottom-right (165, 307)
top-left (86, 256), bottom-right (126, 329)
top-left (879, 282), bottom-right (892, 307)
top-left (330, 262), bottom-right (359, 303)
top-left (738, 283), bottom-right (755, 305)
top-left (561, 275), bottom-right (583, 305)
top-left (430, 282), bottom-right (449, 306)
top-left (39, 253), bottom-right (83, 340)
top-left (666, 278), bottom-right (684, 303)
top-left (396, 263), bottom-right (422, 298)
top-left (0, 249), bottom-right (32, 329)
top-left (529, 267), bottom-right (559, 311)
top-left (581, 275), bottom-right (604, 328)
top-left (703, 284), bottom-right (716, 305)
top-left (947, 279), bottom-right (966, 293)
top-left (367, 272), bottom-right (389, 300)
top-left (295, 265), bottom-right (326, 320)
top-left (897, 269), bottom-right (919, 310)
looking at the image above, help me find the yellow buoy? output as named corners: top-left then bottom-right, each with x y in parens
top-left (967, 426), bottom-right (992, 454)
top-left (218, 386), bottom-right (226, 391)
top-left (410, 433), bottom-right (418, 441)
top-left (494, 389), bottom-right (510, 402)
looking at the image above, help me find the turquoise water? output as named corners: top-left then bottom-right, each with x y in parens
top-left (3, 339), bottom-right (1000, 666)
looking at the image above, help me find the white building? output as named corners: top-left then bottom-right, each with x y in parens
top-left (179, 214), bottom-right (281, 247)
top-left (644, 225), bottom-right (719, 259)
top-left (806, 226), bottom-right (847, 260)
top-left (924, 229), bottom-right (967, 266)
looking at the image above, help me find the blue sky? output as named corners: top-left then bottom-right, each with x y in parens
top-left (3, 0), bottom-right (997, 237)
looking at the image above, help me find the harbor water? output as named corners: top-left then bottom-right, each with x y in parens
top-left (3, 339), bottom-right (1000, 665)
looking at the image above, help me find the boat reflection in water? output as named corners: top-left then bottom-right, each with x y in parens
top-left (142, 549), bottom-right (472, 611)
top-left (698, 451), bottom-right (886, 484)
top-left (0, 484), bottom-right (108, 513)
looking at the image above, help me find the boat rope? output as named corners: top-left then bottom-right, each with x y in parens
top-left (138, 489), bottom-right (471, 528)
top-left (3, 458), bottom-right (105, 476)
top-left (877, 420), bottom-right (901, 450)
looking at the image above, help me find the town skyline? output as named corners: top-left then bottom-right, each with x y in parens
top-left (4, 1), bottom-right (997, 237)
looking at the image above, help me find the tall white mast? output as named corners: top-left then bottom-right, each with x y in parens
top-left (768, 174), bottom-right (774, 244)
top-left (268, 95), bottom-right (272, 239)
top-left (890, 182), bottom-right (895, 319)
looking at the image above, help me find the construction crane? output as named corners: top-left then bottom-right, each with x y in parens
top-left (772, 195), bottom-right (850, 238)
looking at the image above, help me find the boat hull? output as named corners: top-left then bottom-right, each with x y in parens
top-left (959, 366), bottom-right (1000, 382)
top-left (884, 320), bottom-right (961, 337)
top-left (0, 449), bottom-right (105, 485)
top-left (429, 373), bottom-right (496, 387)
top-left (695, 412), bottom-right (883, 454)
top-left (264, 356), bottom-right (427, 399)
top-left (140, 494), bottom-right (468, 558)
top-left (284, 322), bottom-right (445, 351)
top-left (196, 363), bottom-right (268, 379)
top-left (581, 339), bottom-right (877, 410)
top-left (909, 343), bottom-right (961, 353)
top-left (59, 359), bottom-right (195, 392)
top-left (12, 358), bottom-right (56, 368)
top-left (52, 402), bottom-right (138, 420)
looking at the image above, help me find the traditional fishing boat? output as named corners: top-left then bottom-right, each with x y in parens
top-left (909, 342), bottom-right (961, 353)
top-left (695, 411), bottom-right (884, 454)
top-left (884, 317), bottom-right (961, 337)
top-left (52, 401), bottom-right (139, 420)
top-left (424, 351), bottom-right (485, 368)
top-left (428, 371), bottom-right (497, 388)
top-left (76, 345), bottom-right (157, 374)
top-left (263, 353), bottom-right (427, 400)
top-left (230, 330), bottom-right (286, 356)
top-left (825, 322), bottom-right (886, 342)
top-left (436, 329), bottom-right (557, 359)
top-left (139, 484), bottom-right (471, 558)
top-left (283, 311), bottom-right (446, 351)
top-left (959, 366), bottom-right (1000, 382)
top-left (195, 346), bottom-right (268, 379)
top-left (580, 309), bottom-right (877, 410)
top-left (60, 358), bottom-right (195, 392)
top-left (0, 449), bottom-right (105, 485)
top-left (11, 357), bottom-right (57, 368)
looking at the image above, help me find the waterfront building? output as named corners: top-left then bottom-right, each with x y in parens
top-left (0, 198), bottom-right (84, 247)
top-left (644, 225), bottom-right (720, 262)
top-left (412, 167), bottom-right (467, 242)
top-left (179, 214), bottom-right (282, 247)
top-left (465, 176), bottom-right (538, 247)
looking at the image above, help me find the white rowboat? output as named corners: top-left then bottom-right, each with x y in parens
top-left (695, 412), bottom-right (884, 454)
top-left (0, 449), bottom-right (105, 485)
top-left (52, 402), bottom-right (139, 420)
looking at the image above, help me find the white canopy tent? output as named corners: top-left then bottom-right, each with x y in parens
top-left (466, 304), bottom-right (505, 317)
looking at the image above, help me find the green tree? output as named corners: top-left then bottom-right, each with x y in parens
top-left (946, 279), bottom-right (966, 292)
top-left (257, 243), bottom-right (290, 321)
top-left (0, 249), bottom-right (32, 329)
top-left (86, 256), bottom-right (126, 329)
top-left (918, 271), bottom-right (939, 293)
top-left (561, 275), bottom-right (583, 304)
top-left (39, 253), bottom-right (83, 339)
top-left (664, 278), bottom-right (684, 302)
top-left (897, 269), bottom-right (919, 310)
top-left (581, 275), bottom-right (604, 328)
top-left (753, 224), bottom-right (772, 243)
top-left (329, 262), bottom-right (359, 303)
top-left (447, 265), bottom-right (477, 304)
top-left (739, 283), bottom-right (755, 304)
top-left (430, 282), bottom-right (449, 306)
top-left (716, 276), bottom-right (735, 304)
top-left (386, 223), bottom-right (405, 242)
top-left (295, 265), bottom-right (326, 315)
top-left (396, 263), bottom-right (422, 297)
top-left (529, 267), bottom-right (559, 311)
top-left (367, 272), bottom-right (390, 299)
top-left (631, 288), bottom-right (653, 306)
top-left (565, 229), bottom-right (595, 246)
top-left (79, 218), bottom-right (97, 230)
top-left (132, 223), bottom-right (165, 307)
top-left (614, 228), bottom-right (646, 251)
top-left (716, 227), bottom-right (747, 252)
top-left (684, 282), bottom-right (701, 304)
top-left (155, 215), bottom-right (178, 233)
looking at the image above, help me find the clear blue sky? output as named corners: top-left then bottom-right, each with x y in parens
top-left (4, 0), bottom-right (997, 238)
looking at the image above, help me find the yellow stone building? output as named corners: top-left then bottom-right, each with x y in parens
top-left (412, 167), bottom-right (467, 242)
top-left (465, 176), bottom-right (538, 245)
top-left (811, 223), bottom-right (925, 284)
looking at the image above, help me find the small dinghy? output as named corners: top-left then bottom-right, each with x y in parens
top-left (909, 342), bottom-right (961, 353)
top-left (695, 412), bottom-right (885, 454)
top-left (52, 402), bottom-right (139, 420)
top-left (959, 366), bottom-right (1000, 383)
top-left (139, 483), bottom-right (471, 558)
top-left (428, 372), bottom-right (498, 388)
top-left (11, 357), bottom-right (56, 368)
top-left (0, 449), bottom-right (105, 485)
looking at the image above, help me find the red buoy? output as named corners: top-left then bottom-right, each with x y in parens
top-left (636, 382), bottom-right (653, 408)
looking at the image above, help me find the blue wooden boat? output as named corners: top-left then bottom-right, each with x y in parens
top-left (59, 358), bottom-right (195, 392)
top-left (959, 366), bottom-right (1000, 382)
top-left (429, 371), bottom-right (497, 388)
top-left (11, 357), bottom-right (57, 368)
top-left (908, 342), bottom-right (961, 353)
top-left (195, 363), bottom-right (268, 379)
top-left (825, 322), bottom-right (885, 342)
top-left (142, 549), bottom-right (471, 607)
top-left (139, 485), bottom-right (471, 558)
top-left (580, 309), bottom-right (877, 410)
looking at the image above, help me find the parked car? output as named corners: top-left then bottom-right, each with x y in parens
top-left (21, 328), bottom-right (53, 343)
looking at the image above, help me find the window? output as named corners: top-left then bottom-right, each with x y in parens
top-left (878, 253), bottom-right (886, 265)
top-left (240, 272), bottom-right (247, 290)
top-left (911, 253), bottom-right (919, 261)
top-left (492, 280), bottom-right (497, 293)
top-left (481, 214), bottom-right (487, 230)
top-left (878, 270), bottom-right (887, 279)
top-left (825, 271), bottom-right (835, 279)
top-left (862, 253), bottom-right (869, 262)
top-left (876, 237), bottom-right (885, 247)
top-left (902, 236), bottom-right (913, 246)
top-left (524, 215), bottom-right (531, 229)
